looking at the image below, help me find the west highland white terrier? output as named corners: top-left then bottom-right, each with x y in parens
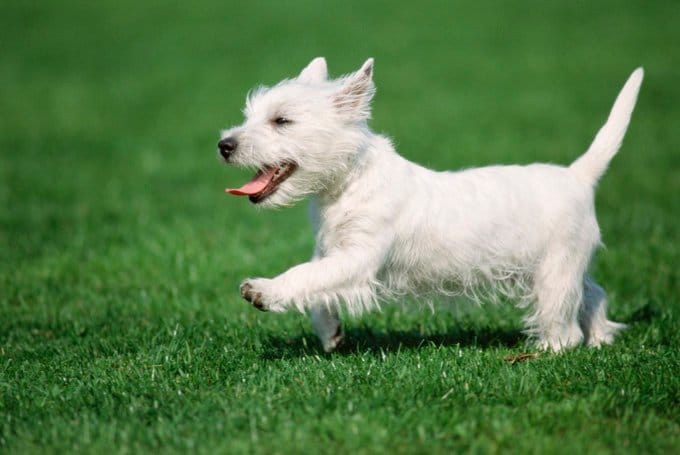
top-left (218, 57), bottom-right (643, 352)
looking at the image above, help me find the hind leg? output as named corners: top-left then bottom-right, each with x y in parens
top-left (310, 305), bottom-right (344, 352)
top-left (528, 247), bottom-right (588, 351)
top-left (579, 276), bottom-right (626, 347)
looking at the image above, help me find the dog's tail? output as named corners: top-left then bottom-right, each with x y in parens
top-left (569, 68), bottom-right (644, 185)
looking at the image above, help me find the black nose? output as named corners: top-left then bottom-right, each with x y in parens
top-left (218, 137), bottom-right (238, 159)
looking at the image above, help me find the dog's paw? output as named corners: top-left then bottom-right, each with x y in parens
top-left (322, 326), bottom-right (345, 353)
top-left (240, 278), bottom-right (286, 312)
top-left (240, 280), bottom-right (266, 311)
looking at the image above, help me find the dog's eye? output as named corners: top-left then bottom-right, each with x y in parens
top-left (273, 116), bottom-right (291, 126)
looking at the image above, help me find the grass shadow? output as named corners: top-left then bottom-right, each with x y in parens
top-left (262, 325), bottom-right (525, 360)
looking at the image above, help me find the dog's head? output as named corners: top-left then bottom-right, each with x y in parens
top-left (219, 57), bottom-right (375, 207)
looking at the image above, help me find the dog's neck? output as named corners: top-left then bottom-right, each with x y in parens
top-left (316, 129), bottom-right (388, 207)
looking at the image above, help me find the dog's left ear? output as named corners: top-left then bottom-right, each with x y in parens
top-left (334, 58), bottom-right (375, 121)
top-left (298, 57), bottom-right (328, 83)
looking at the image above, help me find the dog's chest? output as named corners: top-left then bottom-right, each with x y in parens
top-left (314, 207), bottom-right (364, 255)
top-left (311, 192), bottom-right (391, 256)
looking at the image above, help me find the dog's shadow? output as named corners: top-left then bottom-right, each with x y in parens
top-left (262, 325), bottom-right (525, 359)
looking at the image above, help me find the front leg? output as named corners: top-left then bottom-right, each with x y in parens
top-left (310, 305), bottom-right (344, 352)
top-left (240, 246), bottom-right (387, 313)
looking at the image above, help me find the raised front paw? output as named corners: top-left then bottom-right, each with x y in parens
top-left (240, 280), bottom-right (266, 311)
top-left (240, 278), bottom-right (286, 312)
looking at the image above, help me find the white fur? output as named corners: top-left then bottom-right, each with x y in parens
top-left (219, 58), bottom-right (643, 352)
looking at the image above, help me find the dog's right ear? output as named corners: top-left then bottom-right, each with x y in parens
top-left (298, 57), bottom-right (328, 83)
top-left (334, 58), bottom-right (375, 122)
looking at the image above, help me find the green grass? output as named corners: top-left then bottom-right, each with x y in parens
top-left (1, 0), bottom-right (679, 453)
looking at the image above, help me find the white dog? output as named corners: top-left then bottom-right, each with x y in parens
top-left (218, 58), bottom-right (643, 353)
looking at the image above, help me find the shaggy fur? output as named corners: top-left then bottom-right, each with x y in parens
top-left (218, 57), bottom-right (643, 352)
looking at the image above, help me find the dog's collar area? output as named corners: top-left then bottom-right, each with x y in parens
top-left (226, 162), bottom-right (297, 203)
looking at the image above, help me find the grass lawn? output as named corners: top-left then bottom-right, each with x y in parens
top-left (1, 0), bottom-right (679, 453)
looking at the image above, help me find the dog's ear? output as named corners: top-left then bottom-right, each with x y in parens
top-left (298, 57), bottom-right (328, 83)
top-left (334, 58), bottom-right (375, 121)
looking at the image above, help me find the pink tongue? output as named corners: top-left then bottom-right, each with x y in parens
top-left (226, 167), bottom-right (277, 196)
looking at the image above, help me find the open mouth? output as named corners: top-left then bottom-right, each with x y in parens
top-left (225, 162), bottom-right (297, 203)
